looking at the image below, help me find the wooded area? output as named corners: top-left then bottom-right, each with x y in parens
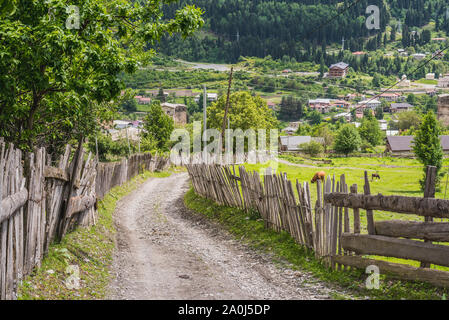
top-left (0, 138), bottom-right (169, 300)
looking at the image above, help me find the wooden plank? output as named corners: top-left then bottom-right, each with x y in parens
top-left (341, 233), bottom-right (449, 268)
top-left (350, 184), bottom-right (360, 234)
top-left (364, 171), bottom-right (375, 235)
top-left (67, 195), bottom-right (97, 217)
top-left (333, 255), bottom-right (449, 288)
top-left (43, 166), bottom-right (69, 182)
top-left (0, 188), bottom-right (28, 224)
top-left (422, 166), bottom-right (437, 268)
top-left (323, 193), bottom-right (449, 219)
top-left (375, 220), bottom-right (449, 242)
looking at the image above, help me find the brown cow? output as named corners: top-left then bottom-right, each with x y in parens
top-left (311, 171), bottom-right (326, 184)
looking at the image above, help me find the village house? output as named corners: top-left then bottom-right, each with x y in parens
top-left (438, 76), bottom-right (449, 88)
top-left (386, 136), bottom-right (449, 154)
top-left (398, 75), bottom-right (411, 87)
top-left (327, 62), bottom-right (349, 78)
top-left (282, 127), bottom-right (297, 135)
top-left (378, 92), bottom-right (404, 102)
top-left (426, 73), bottom-right (436, 80)
top-left (308, 99), bottom-right (350, 113)
top-left (194, 93), bottom-right (218, 103)
top-left (134, 95), bottom-right (151, 105)
top-left (357, 99), bottom-right (382, 110)
top-left (390, 102), bottom-right (414, 113)
top-left (412, 53), bottom-right (426, 60)
top-left (161, 103), bottom-right (188, 125)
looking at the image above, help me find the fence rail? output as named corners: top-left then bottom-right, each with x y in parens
top-left (0, 139), bottom-right (169, 300)
top-left (186, 163), bottom-right (449, 288)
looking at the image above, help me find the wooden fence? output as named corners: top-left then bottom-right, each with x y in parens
top-left (186, 164), bottom-right (449, 288)
top-left (0, 139), bottom-right (169, 300)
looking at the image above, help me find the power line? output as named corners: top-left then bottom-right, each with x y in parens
top-left (353, 46), bottom-right (449, 112)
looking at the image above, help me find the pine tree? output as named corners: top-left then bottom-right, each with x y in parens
top-left (413, 111), bottom-right (444, 190)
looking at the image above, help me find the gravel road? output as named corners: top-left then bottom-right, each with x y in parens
top-left (108, 172), bottom-right (351, 300)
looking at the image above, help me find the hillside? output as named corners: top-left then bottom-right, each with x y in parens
top-left (157, 0), bottom-right (449, 64)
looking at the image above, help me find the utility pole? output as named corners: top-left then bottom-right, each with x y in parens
top-left (221, 67), bottom-right (234, 149)
top-left (342, 37), bottom-right (345, 51)
top-left (203, 85), bottom-right (207, 135)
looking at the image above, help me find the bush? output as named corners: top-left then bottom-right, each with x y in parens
top-left (299, 141), bottom-right (324, 157)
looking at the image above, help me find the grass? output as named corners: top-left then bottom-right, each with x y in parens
top-left (17, 168), bottom-right (177, 300)
top-left (184, 188), bottom-right (449, 300)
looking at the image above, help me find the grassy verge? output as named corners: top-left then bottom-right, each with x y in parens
top-left (184, 188), bottom-right (448, 300)
top-left (17, 169), bottom-right (177, 300)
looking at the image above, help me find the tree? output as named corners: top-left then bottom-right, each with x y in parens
top-left (278, 96), bottom-right (304, 121)
top-left (143, 102), bottom-right (175, 151)
top-left (157, 88), bottom-right (167, 103)
top-left (397, 111), bottom-right (422, 131)
top-left (121, 97), bottom-right (138, 113)
top-left (334, 124), bottom-right (362, 155)
top-left (308, 110), bottom-right (322, 125)
top-left (207, 92), bottom-right (278, 132)
top-left (359, 116), bottom-right (384, 147)
top-left (375, 105), bottom-right (384, 120)
top-left (0, 1), bottom-right (203, 154)
top-left (413, 111), bottom-right (444, 189)
top-left (300, 141), bottom-right (324, 158)
top-left (313, 124), bottom-right (335, 153)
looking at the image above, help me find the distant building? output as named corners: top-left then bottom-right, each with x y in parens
top-left (438, 77), bottom-right (449, 88)
top-left (161, 103), bottom-right (188, 125)
top-left (328, 62), bottom-right (349, 78)
top-left (386, 136), bottom-right (449, 154)
top-left (358, 99), bottom-right (382, 110)
top-left (378, 92), bottom-right (403, 102)
top-left (412, 53), bottom-right (426, 60)
top-left (390, 103), bottom-right (414, 113)
top-left (308, 99), bottom-right (350, 113)
top-left (438, 94), bottom-right (449, 127)
top-left (282, 127), bottom-right (297, 136)
top-left (139, 97), bottom-right (152, 105)
top-left (398, 75), bottom-right (411, 87)
top-left (426, 73), bottom-right (436, 80)
top-left (378, 120), bottom-right (388, 131)
top-left (194, 93), bottom-right (218, 103)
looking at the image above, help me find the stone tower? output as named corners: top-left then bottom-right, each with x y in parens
top-left (438, 94), bottom-right (449, 127)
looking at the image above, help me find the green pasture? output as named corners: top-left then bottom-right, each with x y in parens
top-left (242, 155), bottom-right (449, 272)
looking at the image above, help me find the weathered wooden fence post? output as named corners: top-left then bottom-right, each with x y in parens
top-left (421, 165), bottom-right (437, 268)
top-left (364, 171), bottom-right (375, 235)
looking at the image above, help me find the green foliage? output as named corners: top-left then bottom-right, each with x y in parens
top-left (0, 0), bottom-right (203, 154)
top-left (278, 96), bottom-right (304, 122)
top-left (143, 102), bottom-right (175, 151)
top-left (397, 111), bottom-right (422, 131)
top-left (299, 141), bottom-right (324, 158)
top-left (121, 97), bottom-right (138, 113)
top-left (413, 111), bottom-right (444, 189)
top-left (334, 124), bottom-right (362, 155)
top-left (312, 124), bottom-right (335, 153)
top-left (207, 91), bottom-right (278, 131)
top-left (359, 116), bottom-right (384, 147)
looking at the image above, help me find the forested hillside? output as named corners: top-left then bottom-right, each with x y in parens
top-left (157, 0), bottom-right (449, 63)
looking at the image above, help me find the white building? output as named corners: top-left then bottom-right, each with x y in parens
top-left (358, 99), bottom-right (382, 110)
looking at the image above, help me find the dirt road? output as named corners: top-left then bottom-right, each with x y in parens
top-left (108, 173), bottom-right (350, 300)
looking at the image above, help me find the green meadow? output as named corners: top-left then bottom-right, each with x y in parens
top-left (243, 155), bottom-right (449, 272)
